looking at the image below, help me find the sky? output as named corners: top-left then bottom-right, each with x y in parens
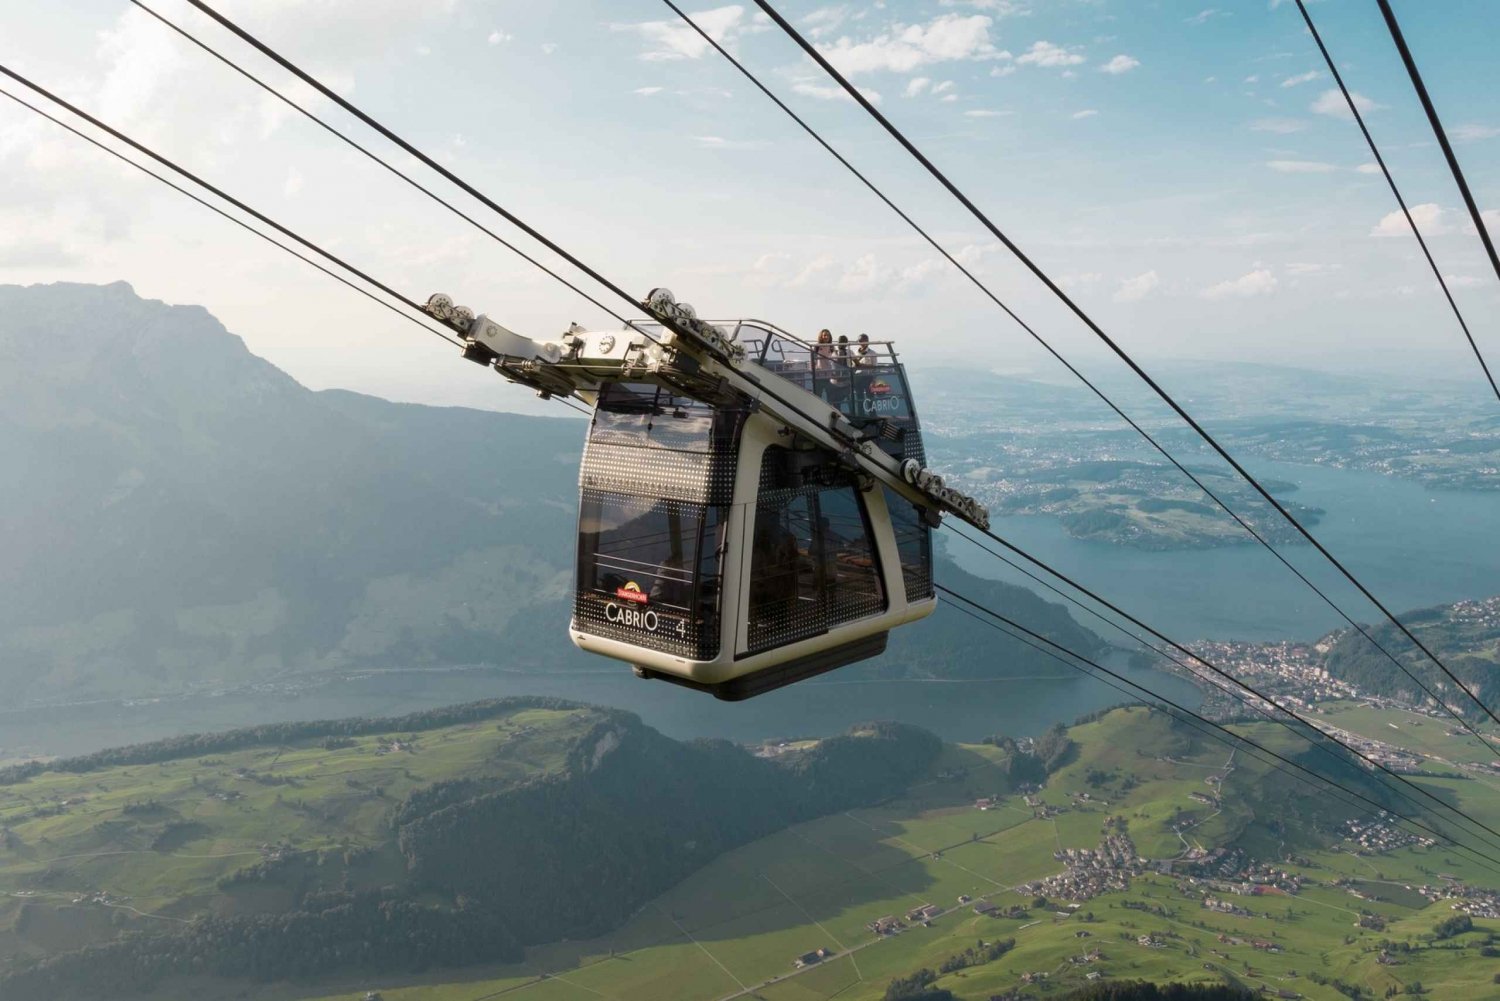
top-left (1, 0), bottom-right (1498, 416)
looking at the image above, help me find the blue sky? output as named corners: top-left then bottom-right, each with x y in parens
top-left (1, 0), bottom-right (1497, 414)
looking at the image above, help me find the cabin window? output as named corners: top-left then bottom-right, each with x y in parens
top-left (575, 490), bottom-right (722, 659)
top-left (746, 447), bottom-right (886, 654)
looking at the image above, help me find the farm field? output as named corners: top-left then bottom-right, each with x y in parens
top-left (4, 704), bottom-right (1499, 1001)
top-left (0, 703), bottom-right (597, 965)
top-left (286, 708), bottom-right (1500, 1001)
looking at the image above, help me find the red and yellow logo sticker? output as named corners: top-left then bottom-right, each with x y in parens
top-left (614, 581), bottom-right (649, 604)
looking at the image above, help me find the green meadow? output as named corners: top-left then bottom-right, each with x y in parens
top-left (3, 705), bottom-right (1498, 1000)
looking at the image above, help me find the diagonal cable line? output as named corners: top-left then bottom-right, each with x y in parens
top-left (748, 0), bottom-right (1500, 731)
top-left (944, 523), bottom-right (1500, 848)
top-left (1377, 0), bottom-right (1500, 293)
top-left (937, 584), bottom-right (1500, 872)
top-left (180, 0), bottom-right (702, 357)
top-left (125, 0), bottom-right (637, 337)
top-left (667, 0), bottom-right (1500, 756)
top-left (0, 82), bottom-right (594, 430)
top-left (1293, 0), bottom-right (1498, 402)
top-left (0, 64), bottom-right (436, 330)
top-left (0, 86), bottom-right (457, 350)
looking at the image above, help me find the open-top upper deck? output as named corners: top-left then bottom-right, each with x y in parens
top-left (624, 318), bottom-right (919, 434)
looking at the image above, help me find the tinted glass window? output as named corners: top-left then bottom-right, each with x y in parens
top-left (746, 447), bottom-right (887, 654)
top-left (575, 491), bottom-right (721, 659)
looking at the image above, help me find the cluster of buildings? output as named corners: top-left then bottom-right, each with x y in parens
top-left (1416, 882), bottom-right (1500, 919)
top-left (1340, 815), bottom-right (1436, 854)
top-left (1202, 896), bottom-right (1253, 917)
top-left (1447, 596), bottom-right (1500, 631)
top-left (1022, 833), bottom-right (1143, 902)
top-left (1184, 639), bottom-right (1360, 714)
top-left (1306, 722), bottom-right (1425, 773)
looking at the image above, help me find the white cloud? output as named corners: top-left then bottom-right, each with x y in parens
top-left (1201, 269), bottom-right (1276, 299)
top-left (1467, 209), bottom-right (1500, 235)
top-left (1453, 124), bottom-right (1500, 142)
top-left (792, 81), bottom-right (883, 105)
top-left (940, 94), bottom-right (958, 102)
top-left (540, 42), bottom-right (558, 55)
top-left (990, 64), bottom-right (1017, 77)
top-left (1071, 109), bottom-right (1099, 120)
top-left (633, 86), bottom-right (665, 96)
top-left (1280, 70), bottom-right (1320, 88)
top-left (1249, 117), bottom-right (1307, 134)
top-left (1185, 9), bottom-right (1223, 25)
top-left (693, 135), bottom-right (763, 150)
top-left (938, 0), bottom-right (1029, 13)
top-left (1266, 160), bottom-right (1338, 173)
top-left (964, 109), bottom-right (1011, 118)
top-left (838, 253), bottom-right (892, 293)
top-left (1113, 270), bottom-right (1159, 302)
top-left (1371, 203), bottom-right (1447, 237)
top-left (1060, 272), bottom-right (1103, 289)
top-left (1017, 40), bottom-right (1086, 68)
top-left (932, 80), bottom-right (956, 94)
top-left (802, 5), bottom-right (853, 39)
top-left (1286, 262), bottom-right (1338, 276)
top-left (1099, 54), bottom-right (1140, 75)
top-left (1311, 88), bottom-right (1380, 119)
top-left (816, 14), bottom-right (1000, 76)
top-left (283, 168), bottom-right (304, 197)
top-left (614, 5), bottom-right (747, 62)
top-left (1354, 162), bottom-right (1380, 174)
top-left (487, 30), bottom-right (512, 45)
top-left (904, 76), bottom-right (932, 97)
top-left (1243, 75), bottom-right (1260, 85)
top-left (96, 12), bottom-right (184, 128)
top-left (1445, 274), bottom-right (1483, 288)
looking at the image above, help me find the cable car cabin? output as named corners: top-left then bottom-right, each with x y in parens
top-left (571, 322), bottom-right (936, 700)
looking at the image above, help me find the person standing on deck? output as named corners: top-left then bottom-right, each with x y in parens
top-left (813, 329), bottom-right (835, 401)
top-left (852, 333), bottom-right (877, 413)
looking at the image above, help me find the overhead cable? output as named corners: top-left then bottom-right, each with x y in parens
top-left (0, 64), bottom-right (442, 339)
top-left (1293, 0), bottom-right (1498, 402)
top-left (747, 0), bottom-right (1500, 732)
top-left (1377, 0), bottom-right (1500, 295)
top-left (668, 0), bottom-right (1500, 754)
top-left (180, 0), bottom-right (689, 352)
top-left (0, 86), bottom-right (457, 349)
top-left (125, 0), bottom-right (636, 338)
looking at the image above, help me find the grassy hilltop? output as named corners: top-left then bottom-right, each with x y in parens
top-left (3, 703), bottom-right (1498, 1000)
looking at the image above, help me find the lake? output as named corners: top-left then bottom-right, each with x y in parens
top-left (3, 459), bottom-right (1493, 762)
top-left (0, 653), bottom-right (1203, 761)
top-left (950, 459), bottom-right (1500, 642)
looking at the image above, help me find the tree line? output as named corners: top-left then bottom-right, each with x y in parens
top-left (0, 696), bottom-right (591, 785)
